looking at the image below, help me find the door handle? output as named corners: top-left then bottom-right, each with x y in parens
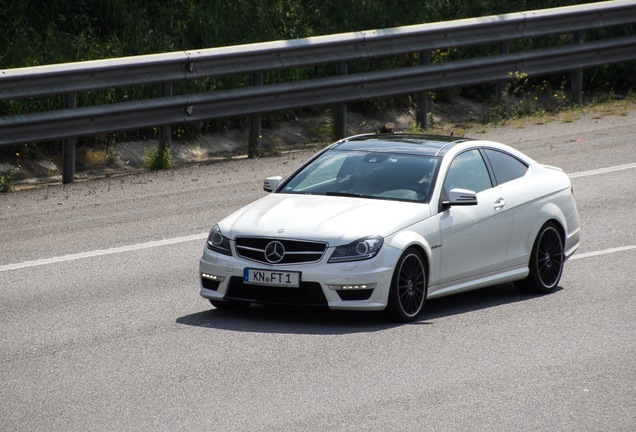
top-left (494, 198), bottom-right (506, 210)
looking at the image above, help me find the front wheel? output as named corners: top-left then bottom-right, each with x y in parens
top-left (515, 222), bottom-right (564, 294)
top-left (386, 248), bottom-right (427, 322)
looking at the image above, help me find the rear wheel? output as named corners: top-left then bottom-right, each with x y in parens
top-left (515, 222), bottom-right (564, 294)
top-left (210, 299), bottom-right (252, 310)
top-left (386, 248), bottom-right (427, 322)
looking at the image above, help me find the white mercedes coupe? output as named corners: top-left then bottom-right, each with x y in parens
top-left (199, 134), bottom-right (580, 321)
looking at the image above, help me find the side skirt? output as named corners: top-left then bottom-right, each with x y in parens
top-left (427, 265), bottom-right (528, 300)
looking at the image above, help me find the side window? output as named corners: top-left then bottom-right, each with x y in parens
top-left (484, 149), bottom-right (528, 185)
top-left (443, 149), bottom-right (492, 194)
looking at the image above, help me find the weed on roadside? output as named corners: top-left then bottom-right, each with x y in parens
top-left (142, 145), bottom-right (173, 170)
top-left (263, 143), bottom-right (281, 156)
top-left (0, 169), bottom-right (18, 193)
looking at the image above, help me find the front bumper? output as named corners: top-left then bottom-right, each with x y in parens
top-left (199, 244), bottom-right (400, 311)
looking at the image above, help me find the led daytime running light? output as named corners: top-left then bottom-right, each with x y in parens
top-left (202, 273), bottom-right (225, 282)
top-left (328, 283), bottom-right (377, 290)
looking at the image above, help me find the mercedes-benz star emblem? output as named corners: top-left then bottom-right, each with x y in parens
top-left (265, 241), bottom-right (285, 263)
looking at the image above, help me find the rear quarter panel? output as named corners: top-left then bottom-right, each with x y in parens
top-left (503, 165), bottom-right (576, 267)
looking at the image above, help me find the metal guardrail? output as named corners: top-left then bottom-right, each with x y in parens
top-left (1, 0), bottom-right (635, 101)
top-left (2, 35), bottom-right (636, 146)
top-left (1, 0), bottom-right (636, 182)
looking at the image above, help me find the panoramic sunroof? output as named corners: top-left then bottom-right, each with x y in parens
top-left (334, 134), bottom-right (473, 155)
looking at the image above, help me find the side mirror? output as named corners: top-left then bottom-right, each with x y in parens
top-left (448, 188), bottom-right (478, 206)
top-left (263, 176), bottom-right (283, 192)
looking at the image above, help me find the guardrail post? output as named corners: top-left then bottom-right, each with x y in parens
top-left (334, 61), bottom-right (348, 139)
top-left (496, 42), bottom-right (510, 104)
top-left (248, 72), bottom-right (264, 158)
top-left (158, 82), bottom-right (173, 161)
top-left (62, 93), bottom-right (77, 184)
top-left (417, 51), bottom-right (431, 130)
top-left (571, 31), bottom-right (585, 105)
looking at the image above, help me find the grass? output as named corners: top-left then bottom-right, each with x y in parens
top-left (400, 87), bottom-right (635, 142)
top-left (298, 114), bottom-right (335, 145)
top-left (142, 145), bottom-right (173, 171)
top-left (559, 111), bottom-right (580, 123)
top-left (475, 82), bottom-right (636, 129)
top-left (0, 168), bottom-right (18, 193)
top-left (261, 91), bottom-right (635, 149)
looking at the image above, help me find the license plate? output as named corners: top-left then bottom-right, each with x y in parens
top-left (244, 268), bottom-right (300, 288)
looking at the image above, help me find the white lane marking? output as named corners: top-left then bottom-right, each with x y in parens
top-left (1, 236), bottom-right (633, 273)
top-left (0, 192), bottom-right (263, 235)
top-left (2, 163), bottom-right (633, 236)
top-left (568, 163), bottom-right (636, 179)
top-left (1, 163), bottom-right (634, 272)
top-left (0, 233), bottom-right (208, 273)
top-left (569, 245), bottom-right (636, 260)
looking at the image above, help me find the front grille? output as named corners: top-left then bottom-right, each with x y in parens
top-left (235, 237), bottom-right (327, 265)
top-left (225, 277), bottom-right (328, 306)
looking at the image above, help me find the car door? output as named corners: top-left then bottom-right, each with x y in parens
top-left (437, 149), bottom-right (514, 284)
top-left (481, 148), bottom-right (531, 268)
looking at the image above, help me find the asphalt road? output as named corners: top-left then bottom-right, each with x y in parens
top-left (1, 111), bottom-right (635, 431)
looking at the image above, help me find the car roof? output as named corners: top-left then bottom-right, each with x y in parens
top-left (331, 133), bottom-right (473, 156)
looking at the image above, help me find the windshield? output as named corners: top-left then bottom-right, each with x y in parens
top-left (279, 149), bottom-right (440, 202)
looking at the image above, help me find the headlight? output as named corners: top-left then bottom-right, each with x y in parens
top-left (206, 225), bottom-right (232, 256)
top-left (328, 236), bottom-right (384, 263)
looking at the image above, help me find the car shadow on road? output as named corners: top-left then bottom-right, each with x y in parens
top-left (176, 283), bottom-right (563, 335)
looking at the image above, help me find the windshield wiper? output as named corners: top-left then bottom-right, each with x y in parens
top-left (325, 192), bottom-right (376, 199)
top-left (326, 192), bottom-right (362, 197)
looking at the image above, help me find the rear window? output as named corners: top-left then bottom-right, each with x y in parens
top-left (484, 149), bottom-right (528, 185)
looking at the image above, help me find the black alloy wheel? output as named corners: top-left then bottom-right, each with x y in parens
top-left (515, 222), bottom-right (564, 294)
top-left (387, 248), bottom-right (427, 322)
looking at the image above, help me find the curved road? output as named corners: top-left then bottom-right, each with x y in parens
top-left (1, 111), bottom-right (635, 431)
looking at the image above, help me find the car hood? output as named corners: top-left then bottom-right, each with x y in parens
top-left (219, 194), bottom-right (431, 245)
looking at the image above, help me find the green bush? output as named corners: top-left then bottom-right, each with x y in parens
top-left (0, 168), bottom-right (17, 193)
top-left (142, 144), bottom-right (172, 171)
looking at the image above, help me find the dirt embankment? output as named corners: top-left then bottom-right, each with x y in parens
top-left (1, 97), bottom-right (490, 189)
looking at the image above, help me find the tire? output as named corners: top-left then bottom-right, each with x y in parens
top-left (515, 222), bottom-right (564, 294)
top-left (209, 299), bottom-right (252, 310)
top-left (386, 248), bottom-right (427, 322)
